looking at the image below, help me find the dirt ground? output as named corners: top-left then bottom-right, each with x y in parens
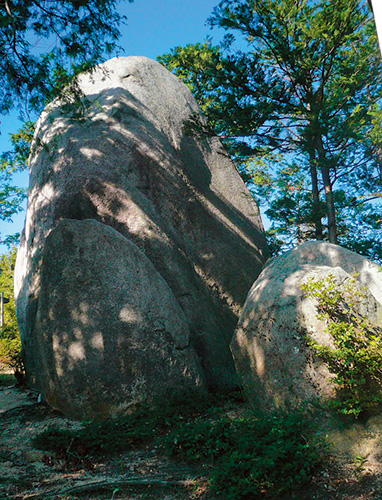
top-left (1, 378), bottom-right (382, 500)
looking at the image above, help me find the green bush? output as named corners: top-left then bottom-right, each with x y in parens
top-left (34, 393), bottom-right (324, 499)
top-left (162, 412), bottom-right (323, 499)
top-left (0, 326), bottom-right (23, 370)
top-left (0, 373), bottom-right (16, 386)
top-left (0, 247), bottom-right (23, 376)
top-left (33, 390), bottom-right (222, 457)
top-left (301, 273), bottom-right (382, 417)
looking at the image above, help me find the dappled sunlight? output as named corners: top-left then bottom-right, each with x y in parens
top-left (71, 303), bottom-right (90, 326)
top-left (85, 180), bottom-right (170, 244)
top-left (236, 328), bottom-right (265, 378)
top-left (90, 332), bottom-right (104, 351)
top-left (21, 217), bottom-right (208, 418)
top-left (15, 57), bottom-right (270, 415)
top-left (294, 241), bottom-right (382, 305)
top-left (245, 272), bottom-right (270, 305)
top-left (328, 414), bottom-right (382, 467)
top-left (119, 306), bottom-right (143, 324)
top-left (79, 146), bottom-right (103, 159)
top-left (28, 181), bottom-right (56, 213)
top-left (68, 341), bottom-right (85, 362)
top-left (52, 335), bottom-right (63, 377)
top-left (232, 240), bottom-right (382, 415)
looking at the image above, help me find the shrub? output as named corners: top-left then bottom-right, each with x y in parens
top-left (33, 390), bottom-right (222, 457)
top-left (162, 411), bottom-right (323, 499)
top-left (33, 392), bottom-right (324, 499)
top-left (0, 373), bottom-right (16, 386)
top-left (301, 273), bottom-right (382, 417)
top-left (0, 247), bottom-right (23, 377)
top-left (0, 326), bottom-right (23, 370)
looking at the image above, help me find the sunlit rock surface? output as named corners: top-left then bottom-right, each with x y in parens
top-left (15, 56), bottom-right (268, 417)
top-left (32, 219), bottom-right (205, 419)
top-left (232, 241), bottom-right (382, 413)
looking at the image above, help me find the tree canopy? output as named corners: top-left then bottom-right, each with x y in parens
top-left (159, 0), bottom-right (382, 261)
top-left (0, 0), bottom-right (130, 118)
top-left (0, 121), bottom-right (35, 244)
top-left (0, 0), bottom-right (131, 244)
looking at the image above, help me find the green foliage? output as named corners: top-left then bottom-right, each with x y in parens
top-left (0, 121), bottom-right (34, 244)
top-left (267, 186), bottom-right (382, 261)
top-left (158, 39), bottom-right (226, 118)
top-left (0, 328), bottom-right (22, 371)
top-left (33, 391), bottom-right (224, 457)
top-left (0, 373), bottom-right (16, 386)
top-left (301, 273), bottom-right (382, 417)
top-left (330, 190), bottom-right (382, 263)
top-left (161, 411), bottom-right (323, 499)
top-left (160, 0), bottom-right (382, 254)
top-left (34, 391), bottom-right (324, 499)
top-left (353, 453), bottom-right (369, 479)
top-left (0, 247), bottom-right (23, 374)
top-left (0, 121), bottom-right (35, 173)
top-left (0, 0), bottom-right (131, 118)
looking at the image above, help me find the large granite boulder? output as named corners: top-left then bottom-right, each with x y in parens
top-left (34, 219), bottom-right (205, 419)
top-left (15, 56), bottom-right (268, 417)
top-left (232, 241), bottom-right (382, 413)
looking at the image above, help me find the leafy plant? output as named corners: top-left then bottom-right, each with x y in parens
top-left (33, 391), bottom-right (324, 499)
top-left (353, 453), bottom-right (369, 479)
top-left (301, 273), bottom-right (382, 417)
top-left (33, 390), bottom-right (224, 458)
top-left (162, 411), bottom-right (323, 499)
top-left (0, 373), bottom-right (15, 387)
top-left (0, 327), bottom-right (23, 371)
top-left (0, 247), bottom-right (24, 380)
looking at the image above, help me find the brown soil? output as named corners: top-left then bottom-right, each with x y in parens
top-left (1, 380), bottom-right (382, 500)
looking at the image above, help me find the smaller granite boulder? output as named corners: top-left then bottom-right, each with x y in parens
top-left (232, 241), bottom-right (382, 413)
top-left (30, 219), bottom-right (205, 419)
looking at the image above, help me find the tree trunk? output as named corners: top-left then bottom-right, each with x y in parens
top-left (316, 137), bottom-right (338, 244)
top-left (308, 148), bottom-right (324, 240)
top-left (320, 165), bottom-right (338, 243)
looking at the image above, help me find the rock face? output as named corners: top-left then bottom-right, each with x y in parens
top-left (15, 56), bottom-right (268, 417)
top-left (33, 219), bottom-right (204, 419)
top-left (232, 241), bottom-right (382, 413)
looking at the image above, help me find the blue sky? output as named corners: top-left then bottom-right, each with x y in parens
top-left (0, 0), bottom-right (223, 252)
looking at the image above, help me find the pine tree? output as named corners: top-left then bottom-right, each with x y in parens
top-left (160, 0), bottom-right (382, 259)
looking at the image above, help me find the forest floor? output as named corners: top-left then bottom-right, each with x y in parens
top-left (1, 374), bottom-right (382, 500)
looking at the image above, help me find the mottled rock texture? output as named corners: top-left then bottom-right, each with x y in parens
top-left (15, 56), bottom-right (268, 417)
top-left (33, 219), bottom-right (204, 419)
top-left (232, 241), bottom-right (382, 413)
